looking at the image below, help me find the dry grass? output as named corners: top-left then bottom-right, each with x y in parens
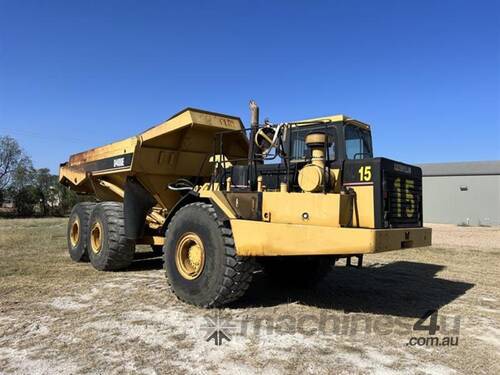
top-left (0, 218), bottom-right (499, 374)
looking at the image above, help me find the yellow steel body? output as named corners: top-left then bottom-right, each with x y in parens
top-left (59, 108), bottom-right (249, 209)
top-left (230, 220), bottom-right (431, 256)
top-left (60, 108), bottom-right (432, 257)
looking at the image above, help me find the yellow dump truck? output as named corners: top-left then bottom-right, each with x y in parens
top-left (60, 102), bottom-right (431, 307)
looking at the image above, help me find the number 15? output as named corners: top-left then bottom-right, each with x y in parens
top-left (358, 166), bottom-right (372, 182)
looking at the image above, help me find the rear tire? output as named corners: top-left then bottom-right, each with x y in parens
top-left (87, 202), bottom-right (135, 271)
top-left (260, 256), bottom-right (334, 287)
top-left (67, 202), bottom-right (96, 262)
top-left (164, 202), bottom-right (254, 308)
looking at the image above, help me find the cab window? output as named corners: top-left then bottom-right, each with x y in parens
top-left (345, 124), bottom-right (373, 159)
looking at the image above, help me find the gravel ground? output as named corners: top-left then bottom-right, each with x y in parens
top-left (0, 219), bottom-right (499, 374)
top-left (429, 223), bottom-right (500, 250)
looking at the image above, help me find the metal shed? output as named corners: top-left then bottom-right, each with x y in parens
top-left (418, 161), bottom-right (500, 226)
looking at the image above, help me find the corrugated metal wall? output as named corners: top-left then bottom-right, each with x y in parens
top-left (422, 175), bottom-right (500, 225)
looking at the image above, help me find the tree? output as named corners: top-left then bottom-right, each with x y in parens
top-left (13, 186), bottom-right (39, 217)
top-left (3, 155), bottom-right (35, 209)
top-left (52, 181), bottom-right (80, 216)
top-left (0, 135), bottom-right (84, 217)
top-left (34, 168), bottom-right (53, 216)
top-left (0, 136), bottom-right (32, 190)
top-left (9, 159), bottom-right (36, 191)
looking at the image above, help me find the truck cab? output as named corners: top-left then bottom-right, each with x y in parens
top-left (256, 115), bottom-right (423, 230)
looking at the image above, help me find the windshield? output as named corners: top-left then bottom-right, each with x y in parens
top-left (345, 124), bottom-right (373, 159)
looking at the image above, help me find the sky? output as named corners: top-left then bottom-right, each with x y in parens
top-left (0, 0), bottom-right (499, 173)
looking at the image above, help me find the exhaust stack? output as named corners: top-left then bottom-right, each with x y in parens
top-left (248, 100), bottom-right (260, 189)
top-left (248, 100), bottom-right (259, 162)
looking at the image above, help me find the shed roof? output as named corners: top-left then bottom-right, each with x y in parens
top-left (418, 160), bottom-right (500, 177)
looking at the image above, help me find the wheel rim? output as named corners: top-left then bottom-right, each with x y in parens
top-left (90, 221), bottom-right (103, 254)
top-left (69, 217), bottom-right (80, 247)
top-left (175, 232), bottom-right (205, 280)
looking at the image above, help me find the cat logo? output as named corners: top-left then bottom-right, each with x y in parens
top-left (113, 157), bottom-right (125, 168)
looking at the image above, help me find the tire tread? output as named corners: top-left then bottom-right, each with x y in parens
top-left (67, 202), bottom-right (96, 262)
top-left (164, 202), bottom-right (254, 308)
top-left (89, 202), bottom-right (134, 271)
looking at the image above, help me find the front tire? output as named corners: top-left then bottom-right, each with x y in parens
top-left (87, 202), bottom-right (135, 271)
top-left (164, 202), bottom-right (254, 308)
top-left (67, 202), bottom-right (96, 262)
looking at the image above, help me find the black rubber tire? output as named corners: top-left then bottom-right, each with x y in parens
top-left (260, 256), bottom-right (334, 287)
top-left (151, 245), bottom-right (163, 256)
top-left (87, 202), bottom-right (135, 271)
top-left (67, 202), bottom-right (96, 262)
top-left (163, 202), bottom-right (254, 308)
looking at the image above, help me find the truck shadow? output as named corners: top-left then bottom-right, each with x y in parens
top-left (126, 251), bottom-right (164, 271)
top-left (123, 256), bottom-right (474, 318)
top-left (236, 261), bottom-right (475, 318)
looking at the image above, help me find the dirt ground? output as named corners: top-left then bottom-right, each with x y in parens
top-left (0, 218), bottom-right (499, 375)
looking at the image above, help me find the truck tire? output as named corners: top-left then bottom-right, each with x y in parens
top-left (260, 256), bottom-right (334, 287)
top-left (163, 202), bottom-right (254, 308)
top-left (87, 202), bottom-right (135, 271)
top-left (67, 202), bottom-right (96, 262)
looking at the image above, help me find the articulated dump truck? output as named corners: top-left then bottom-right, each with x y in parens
top-left (60, 101), bottom-right (431, 307)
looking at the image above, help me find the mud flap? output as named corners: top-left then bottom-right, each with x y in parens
top-left (123, 177), bottom-right (156, 240)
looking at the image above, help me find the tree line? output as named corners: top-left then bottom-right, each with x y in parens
top-left (0, 135), bottom-right (83, 217)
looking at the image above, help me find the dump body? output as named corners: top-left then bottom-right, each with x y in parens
top-left (59, 108), bottom-right (249, 210)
